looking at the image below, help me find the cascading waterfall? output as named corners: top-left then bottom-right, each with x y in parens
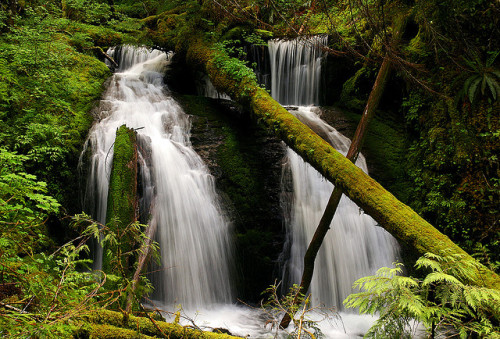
top-left (269, 36), bottom-right (327, 106)
top-left (269, 37), bottom-right (400, 309)
top-left (76, 40), bottom-right (402, 337)
top-left (80, 46), bottom-right (233, 308)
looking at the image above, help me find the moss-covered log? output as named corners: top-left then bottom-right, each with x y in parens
top-left (104, 125), bottom-right (138, 274)
top-left (82, 309), bottom-right (243, 338)
top-left (184, 38), bottom-right (500, 290)
top-left (87, 323), bottom-right (158, 339)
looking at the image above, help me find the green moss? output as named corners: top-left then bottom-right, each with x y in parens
top-left (104, 125), bottom-right (138, 273)
top-left (83, 309), bottom-right (242, 339)
top-left (88, 323), bottom-right (156, 338)
top-left (106, 125), bottom-right (138, 228)
top-left (339, 66), bottom-right (374, 111)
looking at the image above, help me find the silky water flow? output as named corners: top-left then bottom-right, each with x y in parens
top-left (269, 36), bottom-right (401, 337)
top-left (80, 42), bottom-right (402, 338)
top-left (268, 36), bottom-right (400, 310)
top-left (80, 46), bottom-right (233, 309)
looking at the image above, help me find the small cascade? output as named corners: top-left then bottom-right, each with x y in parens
top-left (281, 107), bottom-right (399, 308)
top-left (197, 74), bottom-right (232, 100)
top-left (269, 37), bottom-right (399, 309)
top-left (268, 36), bottom-right (327, 106)
top-left (80, 45), bottom-right (233, 308)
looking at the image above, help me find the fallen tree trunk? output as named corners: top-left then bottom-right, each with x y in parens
top-left (185, 38), bottom-right (500, 290)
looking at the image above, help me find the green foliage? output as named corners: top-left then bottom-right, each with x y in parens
top-left (460, 51), bottom-right (500, 104)
top-left (0, 148), bottom-right (60, 254)
top-left (344, 252), bottom-right (500, 338)
top-left (63, 0), bottom-right (112, 24)
top-left (0, 148), bottom-right (92, 337)
top-left (0, 1), bottom-right (121, 204)
top-left (0, 213), bottom-right (159, 337)
top-left (73, 214), bottom-right (160, 311)
top-left (403, 88), bottom-right (499, 263)
top-left (210, 41), bottom-right (261, 98)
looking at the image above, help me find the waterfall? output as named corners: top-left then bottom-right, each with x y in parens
top-left (80, 46), bottom-right (233, 308)
top-left (197, 74), bottom-right (232, 100)
top-left (269, 36), bottom-right (327, 105)
top-left (270, 37), bottom-right (400, 309)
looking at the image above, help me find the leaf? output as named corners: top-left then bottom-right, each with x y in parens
top-left (422, 272), bottom-right (464, 287)
top-left (486, 51), bottom-right (499, 67)
top-left (485, 75), bottom-right (500, 101)
top-left (481, 75), bottom-right (487, 95)
top-left (468, 76), bottom-right (482, 103)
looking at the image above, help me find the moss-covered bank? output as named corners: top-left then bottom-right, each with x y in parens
top-left (76, 309), bottom-right (243, 338)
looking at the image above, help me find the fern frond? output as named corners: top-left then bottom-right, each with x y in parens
top-left (415, 256), bottom-right (443, 273)
top-left (485, 75), bottom-right (500, 101)
top-left (396, 276), bottom-right (419, 288)
top-left (468, 76), bottom-right (482, 103)
top-left (423, 272), bottom-right (464, 287)
top-left (486, 51), bottom-right (499, 67)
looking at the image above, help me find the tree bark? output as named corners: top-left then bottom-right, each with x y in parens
top-left (280, 54), bottom-right (393, 328)
top-left (184, 38), bottom-right (500, 291)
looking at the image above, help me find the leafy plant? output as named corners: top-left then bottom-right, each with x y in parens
top-left (63, 0), bottom-right (112, 25)
top-left (461, 51), bottom-right (500, 104)
top-left (344, 252), bottom-right (500, 338)
top-left (72, 213), bottom-right (160, 311)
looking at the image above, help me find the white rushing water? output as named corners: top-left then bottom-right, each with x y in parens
top-left (79, 41), bottom-right (401, 338)
top-left (269, 36), bottom-right (327, 106)
top-left (281, 107), bottom-right (400, 309)
top-left (268, 36), bottom-right (400, 309)
top-left (81, 46), bottom-right (233, 308)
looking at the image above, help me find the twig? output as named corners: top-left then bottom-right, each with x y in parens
top-left (139, 302), bottom-right (167, 337)
top-left (0, 301), bottom-right (28, 314)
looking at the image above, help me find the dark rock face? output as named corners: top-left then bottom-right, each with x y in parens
top-left (177, 95), bottom-right (286, 302)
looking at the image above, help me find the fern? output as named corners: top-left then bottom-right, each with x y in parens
top-left (461, 50), bottom-right (500, 104)
top-left (344, 252), bottom-right (500, 338)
